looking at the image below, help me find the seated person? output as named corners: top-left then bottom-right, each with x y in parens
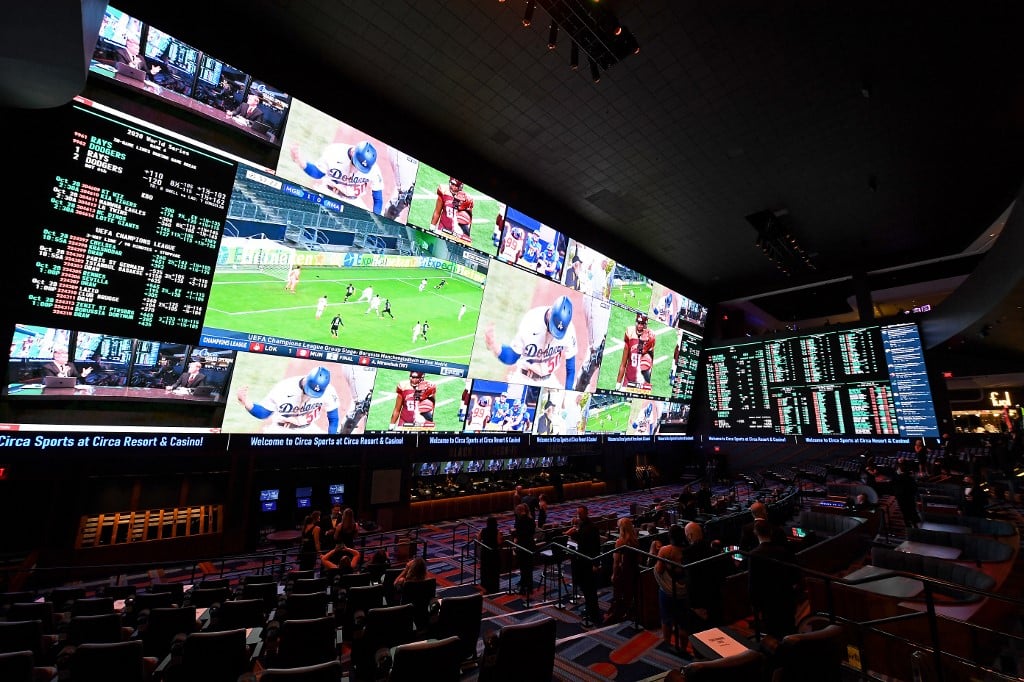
top-left (166, 360), bottom-right (206, 390)
top-left (227, 93), bottom-right (265, 125)
top-left (321, 544), bottom-right (360, 573)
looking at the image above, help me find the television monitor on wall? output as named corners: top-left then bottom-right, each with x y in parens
top-left (261, 500), bottom-right (277, 512)
top-left (259, 489), bottom-right (279, 501)
top-left (703, 319), bottom-right (940, 437)
top-left (295, 486), bottom-right (313, 498)
top-left (2, 14), bottom-right (714, 446)
top-left (296, 497), bottom-right (311, 509)
top-left (328, 484), bottom-right (345, 495)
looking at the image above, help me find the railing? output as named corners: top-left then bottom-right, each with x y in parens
top-left (76, 505), bottom-right (223, 549)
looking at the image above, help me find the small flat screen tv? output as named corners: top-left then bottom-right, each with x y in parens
top-left (329, 494), bottom-right (343, 505)
top-left (296, 497), bottom-right (311, 509)
top-left (295, 486), bottom-right (313, 498)
top-left (328, 484), bottom-right (345, 495)
top-left (261, 500), bottom-right (277, 512)
top-left (259, 489), bottom-right (279, 501)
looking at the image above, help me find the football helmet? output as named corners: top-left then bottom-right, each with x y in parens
top-left (636, 312), bottom-right (649, 329)
top-left (303, 366), bottom-right (331, 398)
top-left (350, 141), bottom-right (377, 172)
top-left (449, 177), bottom-right (464, 191)
top-left (547, 295), bottom-right (574, 339)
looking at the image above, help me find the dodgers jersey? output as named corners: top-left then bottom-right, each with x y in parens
top-left (509, 305), bottom-right (578, 381)
top-left (314, 143), bottom-right (385, 204)
top-left (259, 376), bottom-right (340, 432)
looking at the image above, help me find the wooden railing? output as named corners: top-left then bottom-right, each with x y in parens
top-left (76, 505), bottom-right (223, 549)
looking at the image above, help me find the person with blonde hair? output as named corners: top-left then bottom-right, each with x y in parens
top-left (605, 516), bottom-right (640, 624)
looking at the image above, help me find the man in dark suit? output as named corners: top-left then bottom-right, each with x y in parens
top-left (166, 360), bottom-right (206, 390)
top-left (40, 348), bottom-right (91, 379)
top-left (566, 504), bottom-right (602, 625)
top-left (227, 93), bottom-right (265, 124)
top-left (748, 520), bottom-right (800, 638)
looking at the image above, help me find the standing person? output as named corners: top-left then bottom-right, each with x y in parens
top-left (41, 347), bottom-right (92, 379)
top-left (286, 265), bottom-right (301, 293)
top-left (605, 516), bottom-right (640, 624)
top-left (430, 176), bottom-right (474, 242)
top-left (419, 278), bottom-right (428, 292)
top-left (298, 511), bottom-right (322, 572)
top-left (330, 313), bottom-right (343, 337)
top-left (913, 439), bottom-right (931, 477)
top-left (289, 139), bottom-right (387, 214)
top-left (315, 294), bottom-right (328, 319)
top-left (466, 395), bottom-right (491, 431)
top-left (235, 366), bottom-right (342, 434)
top-left (434, 279), bottom-right (447, 290)
top-left (891, 458), bottom-right (921, 530)
top-left (564, 254), bottom-right (583, 290)
top-left (412, 321), bottom-right (422, 343)
top-left (616, 313), bottom-right (656, 391)
top-left (366, 293), bottom-right (381, 316)
top-left (333, 507), bottom-right (360, 550)
top-left (478, 517), bottom-right (503, 595)
top-left (389, 371), bottom-right (436, 430)
top-left (498, 225), bottom-right (525, 263)
top-left (381, 298), bottom-right (395, 319)
top-left (356, 285), bottom-right (374, 304)
top-left (166, 360), bottom-right (206, 390)
top-left (536, 401), bottom-right (557, 435)
top-left (484, 295), bottom-right (578, 390)
top-left (748, 520), bottom-right (800, 638)
top-left (566, 504), bottom-right (602, 626)
top-left (421, 320), bottom-right (430, 341)
top-left (511, 503), bottom-right (537, 596)
top-left (458, 304), bottom-right (466, 321)
top-left (654, 524), bottom-right (688, 647)
top-left (536, 493), bottom-right (549, 529)
top-left (343, 283), bottom-right (355, 302)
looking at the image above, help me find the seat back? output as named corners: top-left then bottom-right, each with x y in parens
top-left (131, 590), bottom-right (176, 617)
top-left (771, 624), bottom-right (845, 682)
top-left (351, 604), bottom-right (415, 679)
top-left (213, 598), bottom-right (267, 630)
top-left (48, 586), bottom-right (86, 612)
top-left (67, 612), bottom-right (126, 645)
top-left (276, 615), bottom-right (339, 669)
top-left (334, 571), bottom-right (374, 592)
top-left (479, 616), bottom-right (556, 682)
top-left (70, 640), bottom-right (147, 682)
top-left (261, 659), bottom-right (343, 681)
top-left (177, 628), bottom-right (250, 680)
top-left (0, 649), bottom-right (35, 682)
top-left (139, 606), bottom-right (198, 659)
top-left (282, 591), bottom-right (330, 621)
top-left (670, 647), bottom-right (765, 681)
top-left (197, 578), bottom-right (231, 590)
top-left (341, 584), bottom-right (385, 631)
top-left (381, 568), bottom-right (404, 605)
top-left (434, 592), bottom-right (483, 663)
top-left (6, 602), bottom-right (55, 634)
top-left (71, 596), bottom-right (115, 617)
top-left (243, 573), bottom-right (277, 586)
top-left (187, 585), bottom-right (230, 608)
top-left (240, 580), bottom-right (279, 613)
top-left (0, 620), bottom-right (46, 657)
top-left (292, 577), bottom-right (330, 595)
top-left (388, 635), bottom-right (462, 681)
top-left (149, 582), bottom-right (185, 603)
top-left (398, 578), bottom-right (436, 633)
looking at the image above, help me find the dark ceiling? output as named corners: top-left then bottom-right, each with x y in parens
top-left (65, 1), bottom-right (1024, 374)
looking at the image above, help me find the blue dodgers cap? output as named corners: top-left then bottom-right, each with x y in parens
top-left (350, 141), bottom-right (377, 172)
top-left (304, 366), bottom-right (331, 398)
top-left (547, 295), bottom-right (573, 339)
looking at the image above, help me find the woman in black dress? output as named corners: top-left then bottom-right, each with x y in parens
top-left (478, 516), bottom-right (503, 594)
top-left (298, 511), bottom-right (322, 572)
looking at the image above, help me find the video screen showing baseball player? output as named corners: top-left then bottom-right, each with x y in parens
top-left (607, 263), bottom-right (654, 313)
top-left (649, 282), bottom-right (684, 328)
top-left (626, 398), bottom-right (668, 436)
top-left (595, 304), bottom-right (677, 400)
top-left (581, 393), bottom-right (633, 434)
top-left (562, 240), bottom-right (615, 301)
top-left (221, 354), bottom-right (376, 434)
top-left (493, 206), bottom-right (569, 282)
top-left (363, 367), bottom-right (465, 432)
top-left (470, 261), bottom-right (609, 393)
top-left (277, 98), bottom-right (420, 222)
top-left (405, 161), bottom-right (503, 255)
top-left (462, 378), bottom-right (540, 433)
top-left (533, 387), bottom-right (591, 435)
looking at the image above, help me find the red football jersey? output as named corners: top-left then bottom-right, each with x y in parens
top-left (395, 378), bottom-right (437, 424)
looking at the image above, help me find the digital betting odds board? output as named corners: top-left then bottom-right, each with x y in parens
top-left (20, 99), bottom-right (236, 344)
top-left (704, 321), bottom-right (939, 438)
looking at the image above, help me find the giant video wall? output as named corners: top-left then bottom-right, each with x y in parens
top-left (0, 4), bottom-right (708, 454)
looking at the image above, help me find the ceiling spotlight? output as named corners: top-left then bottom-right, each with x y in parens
top-left (590, 58), bottom-right (601, 83)
top-left (523, 0), bottom-right (535, 27)
top-left (570, 41), bottom-right (579, 71)
top-left (548, 22), bottom-right (558, 50)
